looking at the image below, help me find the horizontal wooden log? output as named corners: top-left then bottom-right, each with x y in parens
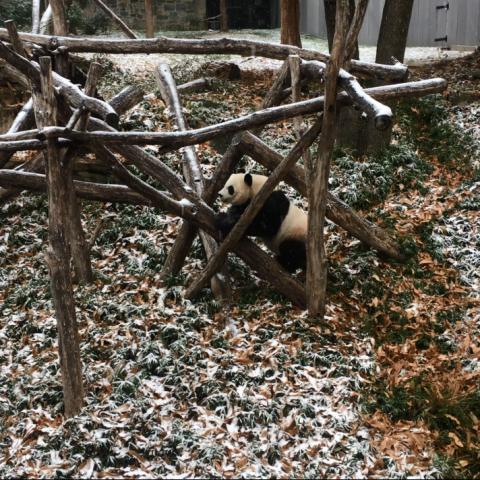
top-left (108, 85), bottom-right (145, 114)
top-left (0, 41), bottom-right (119, 126)
top-left (301, 59), bottom-right (393, 130)
top-left (11, 78), bottom-right (445, 150)
top-left (0, 29), bottom-right (408, 81)
top-left (239, 132), bottom-right (406, 261)
top-left (0, 169), bottom-right (151, 204)
top-left (0, 99), bottom-right (34, 168)
top-left (177, 77), bottom-right (213, 94)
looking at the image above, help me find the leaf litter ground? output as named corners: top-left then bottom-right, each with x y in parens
top-left (0, 40), bottom-right (479, 478)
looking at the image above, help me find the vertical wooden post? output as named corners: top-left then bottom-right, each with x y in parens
top-left (33, 56), bottom-right (84, 418)
top-left (307, 0), bottom-right (349, 319)
top-left (145, 0), bottom-right (155, 38)
top-left (49, 0), bottom-right (69, 76)
top-left (63, 61), bottom-right (99, 284)
top-left (288, 54), bottom-right (312, 169)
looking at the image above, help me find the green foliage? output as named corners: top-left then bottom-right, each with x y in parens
top-left (0, 0), bottom-right (32, 30)
top-left (330, 143), bottom-right (432, 210)
top-left (367, 377), bottom-right (480, 478)
top-left (395, 96), bottom-right (476, 168)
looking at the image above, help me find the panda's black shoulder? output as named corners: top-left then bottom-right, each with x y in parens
top-left (265, 190), bottom-right (291, 219)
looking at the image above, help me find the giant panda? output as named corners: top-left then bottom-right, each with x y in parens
top-left (216, 173), bottom-right (307, 273)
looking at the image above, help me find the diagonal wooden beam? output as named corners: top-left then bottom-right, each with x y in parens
top-left (155, 63), bottom-right (231, 300)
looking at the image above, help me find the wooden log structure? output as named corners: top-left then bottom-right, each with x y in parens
top-left (0, 170), bottom-right (152, 205)
top-left (32, 56), bottom-right (84, 418)
top-left (0, 41), bottom-right (119, 126)
top-left (0, 29), bottom-right (408, 81)
top-left (6, 78), bottom-right (446, 150)
top-left (155, 63), bottom-right (231, 300)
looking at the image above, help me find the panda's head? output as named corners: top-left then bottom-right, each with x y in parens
top-left (218, 173), bottom-right (268, 205)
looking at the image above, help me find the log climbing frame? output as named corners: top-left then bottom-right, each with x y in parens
top-left (0, 13), bottom-right (447, 416)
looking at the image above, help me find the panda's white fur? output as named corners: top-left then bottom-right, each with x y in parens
top-left (218, 173), bottom-right (308, 258)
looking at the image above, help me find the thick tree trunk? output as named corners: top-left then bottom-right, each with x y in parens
top-left (376, 0), bottom-right (414, 64)
top-left (49, 0), bottom-right (69, 76)
top-left (280, 0), bottom-right (302, 48)
top-left (145, 0), bottom-right (155, 38)
top-left (325, 0), bottom-right (358, 59)
top-left (220, 0), bottom-right (228, 32)
top-left (33, 57), bottom-right (84, 418)
top-left (32, 0), bottom-right (42, 34)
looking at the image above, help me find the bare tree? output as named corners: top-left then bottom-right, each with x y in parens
top-left (145, 0), bottom-right (155, 38)
top-left (280, 0), bottom-right (302, 47)
top-left (376, 0), bottom-right (414, 64)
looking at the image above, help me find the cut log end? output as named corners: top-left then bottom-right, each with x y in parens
top-left (105, 112), bottom-right (120, 128)
top-left (374, 114), bottom-right (392, 131)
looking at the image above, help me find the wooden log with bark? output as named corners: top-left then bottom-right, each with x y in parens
top-left (177, 77), bottom-right (213, 94)
top-left (33, 56), bottom-right (84, 418)
top-left (0, 169), bottom-right (152, 205)
top-left (155, 63), bottom-right (231, 301)
top-left (307, 0), bottom-right (348, 318)
top-left (12, 77), bottom-right (445, 151)
top-left (300, 60), bottom-right (393, 130)
top-left (62, 62), bottom-right (102, 284)
top-left (0, 29), bottom-right (409, 81)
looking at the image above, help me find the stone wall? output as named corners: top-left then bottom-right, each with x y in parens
top-left (103, 0), bottom-right (207, 32)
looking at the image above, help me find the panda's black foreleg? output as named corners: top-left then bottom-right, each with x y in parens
top-left (276, 239), bottom-right (307, 273)
top-left (215, 204), bottom-right (248, 239)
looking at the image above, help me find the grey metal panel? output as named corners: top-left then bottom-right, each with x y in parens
top-left (299, 0), bottom-right (480, 47)
top-left (464, 0), bottom-right (480, 45)
top-left (300, 0), bottom-right (325, 37)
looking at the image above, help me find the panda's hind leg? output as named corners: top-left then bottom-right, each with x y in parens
top-left (276, 239), bottom-right (307, 273)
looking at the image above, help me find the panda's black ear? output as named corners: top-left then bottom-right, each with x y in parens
top-left (244, 173), bottom-right (253, 186)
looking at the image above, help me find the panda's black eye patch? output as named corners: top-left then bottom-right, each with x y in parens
top-left (228, 186), bottom-right (234, 195)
